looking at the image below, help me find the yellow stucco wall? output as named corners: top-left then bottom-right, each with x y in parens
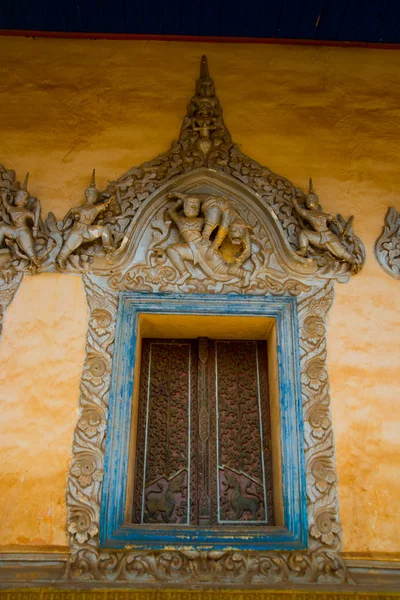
top-left (0, 37), bottom-right (399, 554)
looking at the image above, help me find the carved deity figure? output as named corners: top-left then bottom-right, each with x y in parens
top-left (57, 170), bottom-right (115, 269)
top-left (0, 173), bottom-right (41, 269)
top-left (166, 192), bottom-right (251, 286)
top-left (291, 179), bottom-right (355, 266)
top-left (201, 195), bottom-right (251, 266)
top-left (180, 56), bottom-right (232, 167)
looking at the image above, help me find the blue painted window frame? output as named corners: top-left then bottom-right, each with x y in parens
top-left (100, 292), bottom-right (308, 551)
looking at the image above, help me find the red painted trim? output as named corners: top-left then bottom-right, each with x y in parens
top-left (0, 29), bottom-right (399, 49)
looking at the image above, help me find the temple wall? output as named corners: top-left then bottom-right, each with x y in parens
top-left (0, 37), bottom-right (399, 554)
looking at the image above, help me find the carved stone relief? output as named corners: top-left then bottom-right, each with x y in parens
top-left (0, 55), bottom-right (365, 586)
top-left (0, 165), bottom-right (57, 282)
top-left (375, 207), bottom-right (400, 279)
top-left (109, 187), bottom-right (313, 296)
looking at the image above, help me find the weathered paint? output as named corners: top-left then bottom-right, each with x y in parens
top-left (0, 274), bottom-right (87, 549)
top-left (0, 37), bottom-right (399, 553)
top-left (100, 292), bottom-right (306, 551)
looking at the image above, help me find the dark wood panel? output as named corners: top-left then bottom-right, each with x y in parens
top-left (163, 0), bottom-right (181, 34)
top-left (143, 0), bottom-right (163, 34)
top-left (37, 0), bottom-right (66, 31)
top-left (337, 0), bottom-right (368, 40)
top-left (102, 0), bottom-right (127, 33)
top-left (376, 0), bottom-right (400, 43)
top-left (236, 0), bottom-right (261, 38)
top-left (17, 0), bottom-right (47, 30)
top-left (124, 0), bottom-right (144, 34)
top-left (79, 0), bottom-right (106, 33)
top-left (257, 0), bottom-right (284, 38)
top-left (315, 0), bottom-right (348, 40)
top-left (199, 0), bottom-right (220, 36)
top-left (219, 0), bottom-right (239, 36)
top-left (358, 0), bottom-right (390, 42)
top-left (60, 0), bottom-right (85, 32)
top-left (1, 0), bottom-right (400, 44)
top-left (180, 0), bottom-right (201, 36)
top-left (0, 6), bottom-right (7, 28)
top-left (276, 0), bottom-right (306, 38)
top-left (0, 0), bottom-right (26, 29)
top-left (297, 0), bottom-right (326, 39)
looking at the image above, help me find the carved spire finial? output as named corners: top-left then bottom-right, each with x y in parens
top-left (90, 169), bottom-right (96, 188)
top-left (179, 57), bottom-right (233, 166)
top-left (21, 172), bottom-right (29, 191)
top-left (200, 55), bottom-right (210, 79)
top-left (309, 177), bottom-right (314, 194)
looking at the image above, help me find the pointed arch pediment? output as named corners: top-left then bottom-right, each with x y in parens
top-left (0, 55), bottom-right (364, 288)
top-left (92, 167), bottom-right (318, 282)
top-left (85, 55), bottom-right (364, 288)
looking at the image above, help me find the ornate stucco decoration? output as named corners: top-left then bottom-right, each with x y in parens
top-left (375, 207), bottom-right (400, 278)
top-left (0, 165), bottom-right (51, 337)
top-left (0, 56), bottom-right (366, 586)
top-left (0, 165), bottom-right (61, 279)
top-left (61, 56), bottom-right (367, 587)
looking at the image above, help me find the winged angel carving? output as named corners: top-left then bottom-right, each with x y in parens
top-left (0, 165), bottom-right (57, 281)
top-left (0, 166), bottom-right (125, 280)
top-left (291, 179), bottom-right (363, 274)
top-left (56, 169), bottom-right (121, 270)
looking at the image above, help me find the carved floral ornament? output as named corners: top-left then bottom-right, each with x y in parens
top-left (375, 207), bottom-right (400, 279)
top-left (0, 57), bottom-right (368, 585)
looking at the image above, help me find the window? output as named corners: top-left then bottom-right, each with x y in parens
top-left (132, 337), bottom-right (274, 527)
top-left (101, 293), bottom-right (307, 551)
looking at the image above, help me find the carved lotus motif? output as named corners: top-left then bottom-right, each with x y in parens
top-left (78, 407), bottom-right (106, 438)
top-left (302, 316), bottom-right (325, 345)
top-left (71, 452), bottom-right (103, 487)
top-left (311, 458), bottom-right (336, 493)
top-left (86, 354), bottom-right (108, 384)
top-left (302, 357), bottom-right (327, 390)
top-left (90, 309), bottom-right (112, 336)
top-left (68, 509), bottom-right (98, 544)
top-left (310, 510), bottom-right (341, 546)
top-left (306, 405), bottom-right (331, 439)
top-left (309, 297), bottom-right (332, 317)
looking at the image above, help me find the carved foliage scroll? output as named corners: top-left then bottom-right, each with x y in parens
top-left (66, 275), bottom-right (351, 585)
top-left (67, 275), bottom-right (118, 548)
top-left (298, 283), bottom-right (342, 551)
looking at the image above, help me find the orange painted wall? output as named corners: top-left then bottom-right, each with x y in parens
top-left (0, 274), bottom-right (87, 548)
top-left (0, 37), bottom-right (399, 553)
